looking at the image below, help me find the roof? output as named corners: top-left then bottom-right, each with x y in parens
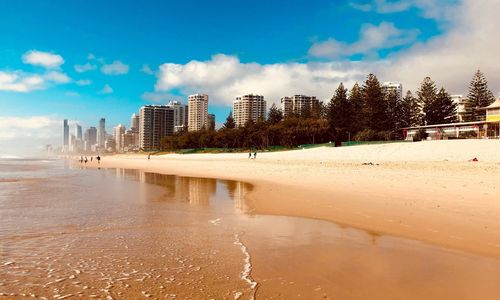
top-left (486, 98), bottom-right (500, 109)
top-left (403, 120), bottom-right (489, 130)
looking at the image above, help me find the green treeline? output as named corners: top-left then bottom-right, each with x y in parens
top-left (160, 71), bottom-right (496, 151)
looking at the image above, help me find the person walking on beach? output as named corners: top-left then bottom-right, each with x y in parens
top-left (84, 157), bottom-right (88, 164)
top-left (97, 155), bottom-right (101, 164)
top-left (148, 154), bottom-right (151, 160)
top-left (91, 157), bottom-right (93, 162)
top-left (80, 156), bottom-right (83, 163)
top-left (254, 152), bottom-right (257, 159)
top-left (248, 152), bottom-right (252, 159)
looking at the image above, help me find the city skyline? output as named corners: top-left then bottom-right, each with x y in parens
top-left (2, 0), bottom-right (500, 156)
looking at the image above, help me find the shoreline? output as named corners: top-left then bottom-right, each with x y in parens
top-left (86, 140), bottom-right (500, 258)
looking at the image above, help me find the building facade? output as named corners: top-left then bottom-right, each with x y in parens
top-left (451, 95), bottom-right (469, 122)
top-left (139, 105), bottom-right (175, 150)
top-left (113, 124), bottom-right (126, 152)
top-left (97, 118), bottom-right (106, 147)
top-left (208, 114), bottom-right (215, 131)
top-left (233, 94), bottom-right (266, 127)
top-left (280, 95), bottom-right (319, 119)
top-left (167, 100), bottom-right (188, 133)
top-left (130, 113), bottom-right (139, 131)
top-left (84, 127), bottom-right (97, 151)
top-left (63, 119), bottom-right (69, 151)
top-left (382, 82), bottom-right (403, 100)
top-left (188, 94), bottom-right (208, 131)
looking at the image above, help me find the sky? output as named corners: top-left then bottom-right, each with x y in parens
top-left (1, 0), bottom-right (499, 156)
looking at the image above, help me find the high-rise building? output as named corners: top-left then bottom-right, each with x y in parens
top-left (451, 95), bottom-right (470, 122)
top-left (84, 127), bottom-right (97, 145)
top-left (382, 82), bottom-right (403, 100)
top-left (188, 94), bottom-right (208, 131)
top-left (122, 129), bottom-right (139, 151)
top-left (97, 118), bottom-right (106, 147)
top-left (233, 94), bottom-right (266, 127)
top-left (113, 124), bottom-right (126, 152)
top-left (130, 113), bottom-right (139, 131)
top-left (63, 119), bottom-right (69, 151)
top-left (139, 105), bottom-right (175, 150)
top-left (208, 114), bottom-right (215, 131)
top-left (167, 100), bottom-right (188, 133)
top-left (75, 124), bottom-right (82, 140)
top-left (281, 95), bottom-right (320, 119)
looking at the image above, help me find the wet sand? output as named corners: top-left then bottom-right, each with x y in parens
top-left (2, 157), bottom-right (500, 299)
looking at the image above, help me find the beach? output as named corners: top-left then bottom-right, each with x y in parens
top-left (94, 140), bottom-right (500, 258)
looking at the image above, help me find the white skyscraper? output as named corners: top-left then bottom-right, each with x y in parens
top-left (281, 95), bottom-right (320, 119)
top-left (188, 94), bottom-right (208, 131)
top-left (130, 113), bottom-right (139, 131)
top-left (113, 124), bottom-right (126, 152)
top-left (233, 94), bottom-right (266, 127)
top-left (75, 124), bottom-right (82, 140)
top-left (382, 82), bottom-right (403, 100)
top-left (97, 118), bottom-right (106, 147)
top-left (167, 100), bottom-right (188, 132)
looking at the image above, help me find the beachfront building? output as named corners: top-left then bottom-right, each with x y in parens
top-left (130, 113), bottom-right (139, 131)
top-left (63, 119), bottom-right (69, 152)
top-left (139, 105), bottom-right (175, 151)
top-left (188, 94), bottom-right (208, 132)
top-left (97, 118), bottom-right (106, 147)
top-left (451, 95), bottom-right (470, 122)
top-left (281, 95), bottom-right (320, 119)
top-left (122, 129), bottom-right (139, 151)
top-left (83, 127), bottom-right (97, 151)
top-left (403, 98), bottom-right (500, 140)
top-left (167, 100), bottom-right (188, 133)
top-left (233, 94), bottom-right (266, 127)
top-left (382, 82), bottom-right (403, 100)
top-left (113, 124), bottom-right (126, 152)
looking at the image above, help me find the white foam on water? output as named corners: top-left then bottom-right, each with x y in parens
top-left (233, 233), bottom-right (258, 299)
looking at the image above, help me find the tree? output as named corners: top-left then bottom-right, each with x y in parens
top-left (362, 74), bottom-right (387, 131)
top-left (466, 70), bottom-right (496, 121)
top-left (328, 82), bottom-right (352, 141)
top-left (267, 103), bottom-right (283, 124)
top-left (400, 91), bottom-right (422, 128)
top-left (223, 111), bottom-right (236, 129)
top-left (434, 87), bottom-right (458, 124)
top-left (385, 89), bottom-right (403, 139)
top-left (417, 77), bottom-right (438, 125)
top-left (348, 82), bottom-right (364, 134)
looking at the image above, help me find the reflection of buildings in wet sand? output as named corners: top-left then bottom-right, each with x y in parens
top-left (186, 178), bottom-right (217, 206)
top-left (224, 181), bottom-right (252, 212)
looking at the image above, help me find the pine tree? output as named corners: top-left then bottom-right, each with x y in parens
top-left (385, 90), bottom-right (403, 138)
top-left (362, 74), bottom-right (387, 131)
top-left (400, 91), bottom-right (422, 127)
top-left (433, 87), bottom-right (458, 124)
top-left (223, 111), bottom-right (236, 129)
top-left (417, 77), bottom-right (438, 125)
top-left (348, 82), bottom-right (364, 133)
top-left (466, 70), bottom-right (496, 121)
top-left (267, 103), bottom-right (283, 124)
top-left (328, 82), bottom-right (352, 140)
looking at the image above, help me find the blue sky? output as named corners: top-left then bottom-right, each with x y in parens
top-left (3, 0), bottom-right (499, 154)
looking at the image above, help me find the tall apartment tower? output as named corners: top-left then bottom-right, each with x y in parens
top-left (207, 114), bottom-right (215, 131)
top-left (84, 126), bottom-right (97, 150)
top-left (130, 113), bottom-right (140, 132)
top-left (75, 124), bottom-right (82, 140)
top-left (382, 82), bottom-right (403, 100)
top-left (139, 105), bottom-right (175, 151)
top-left (97, 118), bottom-right (106, 147)
top-left (113, 124), bottom-right (126, 152)
top-left (167, 100), bottom-right (189, 133)
top-left (188, 94), bottom-right (208, 131)
top-left (281, 95), bottom-right (320, 119)
top-left (233, 94), bottom-right (266, 127)
top-left (63, 119), bottom-right (69, 150)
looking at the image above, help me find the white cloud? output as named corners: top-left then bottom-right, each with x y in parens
top-left (350, 0), bottom-right (457, 20)
top-left (65, 91), bottom-right (79, 97)
top-left (87, 53), bottom-right (96, 60)
top-left (153, 0), bottom-right (500, 103)
top-left (0, 70), bottom-right (70, 92)
top-left (141, 64), bottom-right (154, 75)
top-left (155, 54), bottom-right (370, 105)
top-left (44, 71), bottom-right (71, 83)
top-left (101, 60), bottom-right (129, 75)
top-left (309, 22), bottom-right (419, 59)
top-left (100, 84), bottom-right (113, 94)
top-left (75, 79), bottom-right (92, 86)
top-left (22, 50), bottom-right (64, 69)
top-left (74, 62), bottom-right (97, 73)
top-left (0, 116), bottom-right (62, 156)
top-left (141, 91), bottom-right (179, 103)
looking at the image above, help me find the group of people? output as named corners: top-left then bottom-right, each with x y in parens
top-left (78, 155), bottom-right (101, 164)
top-left (248, 152), bottom-right (257, 159)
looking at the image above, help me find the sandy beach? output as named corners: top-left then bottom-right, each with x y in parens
top-left (94, 139), bottom-right (500, 258)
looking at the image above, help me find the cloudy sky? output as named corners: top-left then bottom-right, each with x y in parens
top-left (1, 0), bottom-right (499, 156)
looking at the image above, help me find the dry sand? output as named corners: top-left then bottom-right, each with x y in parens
top-left (95, 139), bottom-right (500, 258)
